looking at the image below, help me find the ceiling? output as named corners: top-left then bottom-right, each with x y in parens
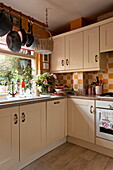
top-left (1, 0), bottom-right (113, 34)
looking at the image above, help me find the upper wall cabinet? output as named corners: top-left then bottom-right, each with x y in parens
top-left (51, 32), bottom-right (83, 72)
top-left (84, 27), bottom-right (100, 69)
top-left (65, 32), bottom-right (83, 70)
top-left (51, 25), bottom-right (108, 73)
top-left (84, 26), bottom-right (107, 71)
top-left (51, 37), bottom-right (65, 71)
top-left (100, 22), bottom-right (113, 52)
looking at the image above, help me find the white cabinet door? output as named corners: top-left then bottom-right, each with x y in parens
top-left (100, 22), bottom-right (113, 52)
top-left (51, 37), bottom-right (65, 71)
top-left (84, 27), bottom-right (99, 69)
top-left (47, 99), bottom-right (66, 146)
top-left (0, 107), bottom-right (19, 170)
top-left (20, 102), bottom-right (46, 161)
top-left (68, 98), bottom-right (95, 143)
top-left (66, 32), bottom-right (83, 70)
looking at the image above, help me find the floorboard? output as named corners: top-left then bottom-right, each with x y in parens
top-left (21, 142), bottom-right (113, 170)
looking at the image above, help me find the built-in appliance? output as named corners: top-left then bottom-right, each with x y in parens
top-left (96, 99), bottom-right (113, 141)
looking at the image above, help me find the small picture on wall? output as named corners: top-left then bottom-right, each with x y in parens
top-left (43, 63), bottom-right (49, 69)
top-left (42, 54), bottom-right (49, 62)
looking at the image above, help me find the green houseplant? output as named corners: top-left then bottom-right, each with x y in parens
top-left (22, 66), bottom-right (33, 90)
top-left (35, 72), bottom-right (57, 95)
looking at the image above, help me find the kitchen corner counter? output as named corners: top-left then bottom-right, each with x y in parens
top-left (68, 94), bottom-right (113, 101)
top-left (1, 94), bottom-right (113, 108)
top-left (68, 94), bottom-right (99, 100)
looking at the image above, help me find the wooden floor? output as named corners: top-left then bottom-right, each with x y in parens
top-left (22, 142), bottom-right (113, 170)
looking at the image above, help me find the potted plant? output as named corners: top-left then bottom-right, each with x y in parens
top-left (34, 72), bottom-right (57, 95)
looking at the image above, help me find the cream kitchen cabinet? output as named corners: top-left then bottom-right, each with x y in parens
top-left (68, 98), bottom-right (95, 143)
top-left (0, 107), bottom-right (19, 170)
top-left (51, 31), bottom-right (83, 72)
top-left (51, 36), bottom-right (65, 71)
top-left (20, 102), bottom-right (46, 161)
top-left (84, 27), bottom-right (99, 69)
top-left (83, 26), bottom-right (107, 70)
top-left (65, 31), bottom-right (83, 70)
top-left (100, 22), bottom-right (113, 52)
top-left (47, 99), bottom-right (66, 146)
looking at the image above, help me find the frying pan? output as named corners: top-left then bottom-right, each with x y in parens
top-left (6, 16), bottom-right (21, 52)
top-left (6, 30), bottom-right (21, 52)
top-left (0, 9), bottom-right (13, 37)
top-left (26, 22), bottom-right (34, 47)
top-left (6, 17), bottom-right (27, 52)
top-left (18, 18), bottom-right (27, 46)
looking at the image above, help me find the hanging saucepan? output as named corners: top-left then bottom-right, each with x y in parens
top-left (0, 9), bottom-right (13, 37)
top-left (6, 30), bottom-right (21, 52)
top-left (26, 22), bottom-right (34, 47)
top-left (18, 18), bottom-right (27, 46)
top-left (6, 17), bottom-right (21, 52)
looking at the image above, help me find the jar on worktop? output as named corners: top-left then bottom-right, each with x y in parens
top-left (91, 86), bottom-right (95, 95)
top-left (88, 86), bottom-right (91, 95)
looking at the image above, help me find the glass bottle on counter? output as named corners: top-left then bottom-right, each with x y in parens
top-left (21, 78), bottom-right (25, 95)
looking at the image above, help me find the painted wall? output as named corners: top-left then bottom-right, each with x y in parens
top-left (57, 52), bottom-right (113, 94)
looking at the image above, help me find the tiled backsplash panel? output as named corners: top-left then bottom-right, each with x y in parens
top-left (57, 52), bottom-right (113, 93)
top-left (56, 73), bottom-right (73, 87)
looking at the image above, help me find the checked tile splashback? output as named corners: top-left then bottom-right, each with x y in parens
top-left (57, 52), bottom-right (113, 94)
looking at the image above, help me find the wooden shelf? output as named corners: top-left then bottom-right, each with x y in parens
top-left (0, 48), bottom-right (35, 59)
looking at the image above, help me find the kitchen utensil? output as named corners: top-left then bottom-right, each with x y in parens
top-left (26, 22), bottom-right (34, 47)
top-left (18, 18), bottom-right (27, 46)
top-left (6, 30), bottom-right (21, 52)
top-left (96, 76), bottom-right (99, 85)
top-left (0, 9), bottom-right (13, 37)
top-left (95, 85), bottom-right (102, 95)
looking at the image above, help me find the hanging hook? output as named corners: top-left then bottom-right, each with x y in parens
top-left (45, 8), bottom-right (48, 26)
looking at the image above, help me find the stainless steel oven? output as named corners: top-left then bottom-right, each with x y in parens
top-left (96, 100), bottom-right (113, 141)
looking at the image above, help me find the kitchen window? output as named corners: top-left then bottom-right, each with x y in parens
top-left (0, 51), bottom-right (36, 93)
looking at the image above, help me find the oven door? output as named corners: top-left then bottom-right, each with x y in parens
top-left (96, 108), bottom-right (113, 141)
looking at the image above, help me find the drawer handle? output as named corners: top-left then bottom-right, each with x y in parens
top-left (90, 106), bottom-right (94, 114)
top-left (14, 114), bottom-right (18, 124)
top-left (54, 101), bottom-right (60, 104)
top-left (95, 55), bottom-right (98, 62)
top-left (66, 59), bottom-right (69, 65)
top-left (61, 60), bottom-right (64, 66)
top-left (21, 112), bottom-right (26, 122)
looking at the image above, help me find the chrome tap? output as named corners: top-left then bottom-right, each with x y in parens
top-left (9, 81), bottom-right (18, 97)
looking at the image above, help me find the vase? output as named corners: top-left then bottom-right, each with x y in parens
top-left (41, 86), bottom-right (48, 95)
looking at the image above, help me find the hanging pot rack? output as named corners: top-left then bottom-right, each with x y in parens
top-left (0, 3), bottom-right (53, 54)
top-left (0, 3), bottom-right (48, 28)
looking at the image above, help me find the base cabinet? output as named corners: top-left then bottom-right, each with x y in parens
top-left (20, 102), bottom-right (46, 161)
top-left (47, 99), bottom-right (66, 146)
top-left (68, 98), bottom-right (95, 143)
top-left (0, 107), bottom-right (19, 170)
top-left (0, 99), bottom-right (67, 170)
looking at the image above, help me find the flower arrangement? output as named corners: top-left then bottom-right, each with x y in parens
top-left (0, 80), bottom-right (7, 86)
top-left (35, 72), bottom-right (57, 87)
top-left (35, 73), bottom-right (57, 94)
top-left (0, 77), bottom-right (7, 86)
